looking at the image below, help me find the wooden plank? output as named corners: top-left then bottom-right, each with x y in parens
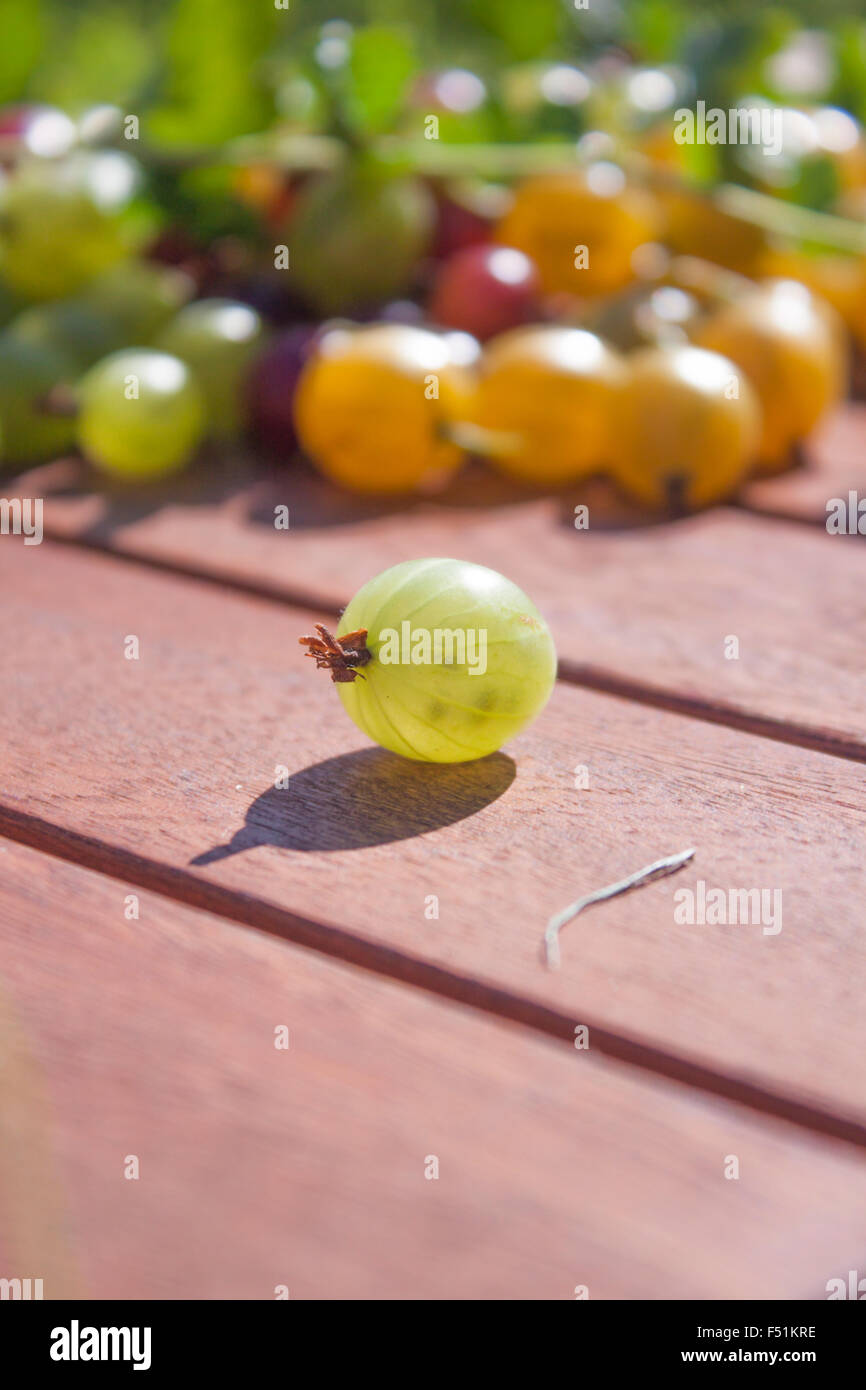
top-left (2, 538), bottom-right (865, 1134)
top-left (14, 439), bottom-right (866, 759)
top-left (1, 835), bottom-right (864, 1300)
top-left (741, 405), bottom-right (866, 529)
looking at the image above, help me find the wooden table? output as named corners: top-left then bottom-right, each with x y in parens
top-left (2, 406), bottom-right (865, 1301)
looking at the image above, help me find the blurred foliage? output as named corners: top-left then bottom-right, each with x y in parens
top-left (148, 0), bottom-right (278, 146)
top-left (28, 5), bottom-right (156, 112)
top-left (345, 27), bottom-right (417, 134)
top-left (1, 0), bottom-right (865, 225)
top-left (1, 0), bottom-right (862, 118)
top-left (0, 0), bottom-right (45, 103)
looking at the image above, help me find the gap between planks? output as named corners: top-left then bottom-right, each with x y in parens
top-left (30, 519), bottom-right (866, 768)
top-left (6, 537), bottom-right (865, 1148)
top-left (1, 798), bottom-right (865, 1157)
top-left (6, 836), bottom-right (863, 1300)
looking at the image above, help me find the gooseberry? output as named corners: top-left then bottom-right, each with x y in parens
top-left (588, 284), bottom-right (701, 353)
top-left (77, 349), bottom-right (206, 480)
top-left (294, 322), bottom-right (476, 493)
top-left (757, 246), bottom-right (863, 339)
top-left (495, 167), bottom-right (659, 297)
top-left (246, 325), bottom-right (316, 455)
top-left (429, 244), bottom-right (541, 340)
top-left (610, 344), bottom-right (760, 509)
top-left (431, 187), bottom-right (495, 260)
top-left (0, 336), bottom-right (76, 465)
top-left (471, 325), bottom-right (624, 485)
top-left (287, 166), bottom-right (434, 313)
top-left (691, 279), bottom-right (847, 471)
top-left (300, 558), bottom-right (557, 762)
top-left (0, 164), bottom-right (126, 300)
top-left (82, 261), bottom-right (195, 342)
top-left (8, 299), bottom-right (127, 373)
top-left (155, 297), bottom-right (265, 438)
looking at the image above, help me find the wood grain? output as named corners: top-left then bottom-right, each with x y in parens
top-left (2, 538), bottom-right (865, 1132)
top-left (1, 835), bottom-right (864, 1300)
top-left (15, 432), bottom-right (866, 759)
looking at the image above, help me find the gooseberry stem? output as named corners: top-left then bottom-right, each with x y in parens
top-left (664, 256), bottom-right (753, 308)
top-left (439, 420), bottom-right (524, 458)
top-left (116, 133), bottom-right (866, 257)
top-left (710, 181), bottom-right (866, 256)
top-left (298, 623), bottom-right (371, 683)
top-left (665, 474), bottom-right (690, 515)
top-left (543, 846), bottom-right (696, 970)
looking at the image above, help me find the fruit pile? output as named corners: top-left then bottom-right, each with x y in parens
top-left (287, 151), bottom-right (855, 509)
top-left (0, 20), bottom-right (864, 513)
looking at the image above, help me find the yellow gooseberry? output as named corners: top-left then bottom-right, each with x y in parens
top-left (294, 323), bottom-right (475, 493)
top-left (692, 279), bottom-right (847, 471)
top-left (495, 165), bottom-right (659, 297)
top-left (610, 344), bottom-right (761, 509)
top-left (471, 325), bottom-right (624, 485)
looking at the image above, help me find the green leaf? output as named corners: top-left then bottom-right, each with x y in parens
top-left (0, 0), bottom-right (45, 103)
top-left (630, 0), bottom-right (687, 62)
top-left (834, 21), bottom-right (866, 124)
top-left (469, 0), bottom-right (559, 61)
top-left (146, 162), bottom-right (262, 244)
top-left (346, 27), bottom-right (416, 135)
top-left (33, 4), bottom-right (154, 113)
top-left (679, 137), bottom-right (721, 187)
top-left (149, 0), bottom-right (278, 148)
top-left (785, 155), bottom-right (840, 214)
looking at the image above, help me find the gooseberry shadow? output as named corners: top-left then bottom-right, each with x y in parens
top-left (191, 746), bottom-right (516, 862)
top-left (553, 475), bottom-right (689, 531)
top-left (14, 445), bottom-right (260, 543)
top-left (244, 455), bottom-right (557, 529)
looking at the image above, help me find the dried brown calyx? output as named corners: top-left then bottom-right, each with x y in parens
top-left (298, 623), bottom-right (371, 683)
